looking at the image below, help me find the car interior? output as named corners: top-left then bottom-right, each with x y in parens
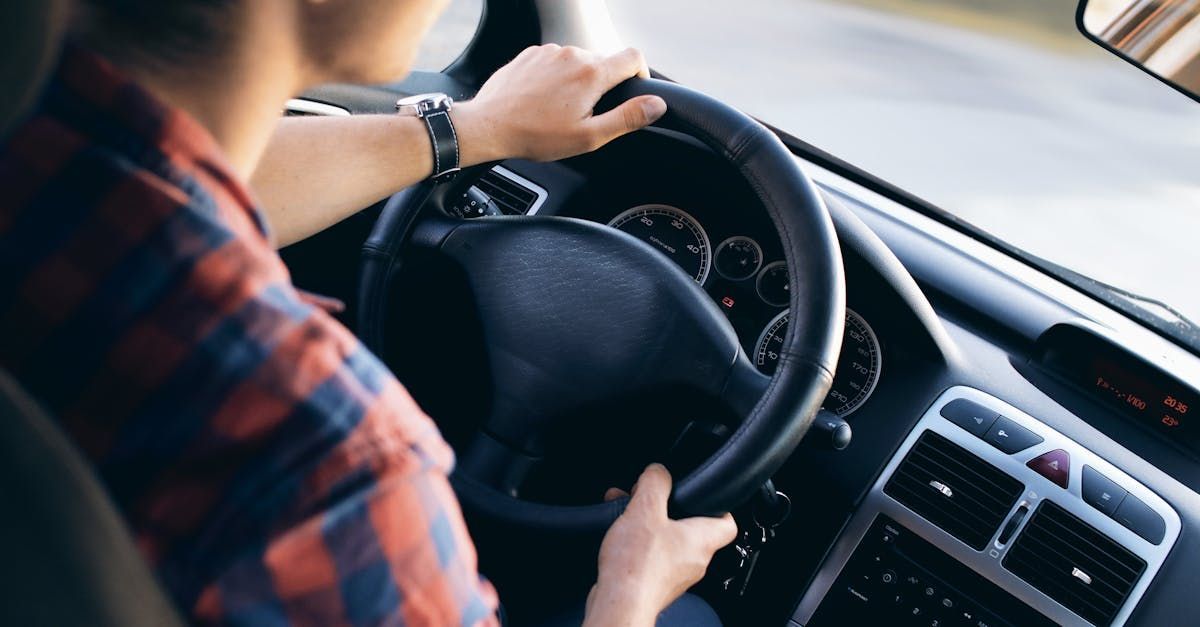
top-left (4, 0), bottom-right (1200, 626)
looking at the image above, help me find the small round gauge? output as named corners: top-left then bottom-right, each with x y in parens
top-left (714, 236), bottom-right (763, 281)
top-left (754, 308), bottom-right (883, 418)
top-left (755, 261), bottom-right (789, 307)
top-left (608, 204), bottom-right (711, 284)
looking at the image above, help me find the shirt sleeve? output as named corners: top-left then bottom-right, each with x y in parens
top-left (183, 298), bottom-right (500, 627)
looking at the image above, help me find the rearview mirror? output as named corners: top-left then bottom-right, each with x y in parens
top-left (1078, 0), bottom-right (1200, 103)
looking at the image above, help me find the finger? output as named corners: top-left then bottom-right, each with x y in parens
top-left (629, 463), bottom-right (672, 512)
top-left (604, 487), bottom-right (629, 502)
top-left (513, 44), bottom-right (550, 63)
top-left (680, 512), bottom-right (739, 551)
top-left (601, 47), bottom-right (650, 86)
top-left (587, 95), bottom-right (667, 146)
top-left (585, 584), bottom-right (598, 615)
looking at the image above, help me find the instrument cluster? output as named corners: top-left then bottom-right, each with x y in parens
top-left (606, 203), bottom-right (882, 418)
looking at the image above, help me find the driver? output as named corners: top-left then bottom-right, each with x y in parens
top-left (0, 0), bottom-right (737, 626)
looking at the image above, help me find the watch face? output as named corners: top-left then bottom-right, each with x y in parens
top-left (396, 93), bottom-right (453, 115)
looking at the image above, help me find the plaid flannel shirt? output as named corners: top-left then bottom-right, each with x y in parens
top-left (0, 46), bottom-right (499, 626)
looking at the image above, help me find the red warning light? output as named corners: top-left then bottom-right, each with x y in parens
top-left (721, 296), bottom-right (735, 309)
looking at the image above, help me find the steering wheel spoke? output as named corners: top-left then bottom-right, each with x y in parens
top-left (719, 355), bottom-right (772, 419)
top-left (456, 429), bottom-right (541, 496)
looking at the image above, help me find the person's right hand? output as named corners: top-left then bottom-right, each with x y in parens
top-left (583, 464), bottom-right (738, 626)
top-left (452, 45), bottom-right (667, 166)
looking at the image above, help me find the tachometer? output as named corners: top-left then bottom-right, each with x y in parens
top-left (754, 308), bottom-right (882, 418)
top-left (608, 204), bottom-right (711, 284)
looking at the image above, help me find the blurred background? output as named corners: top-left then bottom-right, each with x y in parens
top-left (417, 0), bottom-right (1200, 325)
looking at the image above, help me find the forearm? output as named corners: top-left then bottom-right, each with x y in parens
top-left (582, 581), bottom-right (659, 627)
top-left (252, 45), bottom-right (665, 248)
top-left (251, 103), bottom-right (502, 247)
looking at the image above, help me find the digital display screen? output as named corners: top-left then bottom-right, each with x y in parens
top-left (1039, 325), bottom-right (1200, 454)
top-left (1086, 356), bottom-right (1196, 440)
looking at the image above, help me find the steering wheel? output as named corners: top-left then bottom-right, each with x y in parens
top-left (358, 78), bottom-right (845, 533)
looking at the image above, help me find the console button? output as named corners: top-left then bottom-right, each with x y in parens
top-left (1026, 449), bottom-right (1070, 488)
top-left (940, 399), bottom-right (998, 437)
top-left (983, 416), bottom-right (1043, 454)
top-left (1114, 493), bottom-right (1166, 544)
top-left (1082, 465), bottom-right (1127, 516)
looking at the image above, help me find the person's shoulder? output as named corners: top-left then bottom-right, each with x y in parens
top-left (0, 110), bottom-right (200, 231)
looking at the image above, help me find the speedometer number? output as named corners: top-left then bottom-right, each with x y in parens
top-left (608, 205), bottom-right (712, 284)
top-left (754, 308), bottom-right (882, 418)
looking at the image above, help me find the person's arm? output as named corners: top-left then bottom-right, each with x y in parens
top-left (252, 45), bottom-right (668, 248)
top-left (584, 465), bottom-right (738, 626)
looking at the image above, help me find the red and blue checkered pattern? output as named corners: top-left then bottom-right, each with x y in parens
top-left (0, 46), bottom-right (498, 626)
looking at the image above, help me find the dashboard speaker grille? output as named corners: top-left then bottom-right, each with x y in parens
top-left (884, 430), bottom-right (1023, 550)
top-left (475, 169), bottom-right (540, 215)
top-left (1004, 500), bottom-right (1145, 626)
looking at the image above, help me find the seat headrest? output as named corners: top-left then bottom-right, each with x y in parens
top-left (1, 0), bottom-right (69, 138)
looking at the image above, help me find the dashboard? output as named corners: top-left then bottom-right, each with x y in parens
top-left (281, 92), bottom-right (1200, 627)
top-left (446, 130), bottom-right (891, 422)
top-left (600, 202), bottom-right (881, 418)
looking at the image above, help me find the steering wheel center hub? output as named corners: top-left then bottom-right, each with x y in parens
top-left (419, 216), bottom-right (742, 450)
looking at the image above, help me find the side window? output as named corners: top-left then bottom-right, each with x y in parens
top-left (414, 0), bottom-right (484, 70)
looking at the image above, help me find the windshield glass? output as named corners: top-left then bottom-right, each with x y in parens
top-left (607, 0), bottom-right (1200, 324)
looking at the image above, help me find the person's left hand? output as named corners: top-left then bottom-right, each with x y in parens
top-left (452, 45), bottom-right (668, 165)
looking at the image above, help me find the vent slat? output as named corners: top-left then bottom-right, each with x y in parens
top-left (896, 456), bottom-right (1012, 516)
top-left (475, 170), bottom-right (539, 215)
top-left (909, 445), bottom-right (1019, 503)
top-left (1040, 506), bottom-right (1146, 577)
top-left (1024, 518), bottom-right (1142, 584)
top-left (1017, 532), bottom-right (1129, 599)
top-left (1005, 501), bottom-right (1146, 626)
top-left (885, 483), bottom-right (996, 547)
top-left (1006, 551), bottom-right (1121, 618)
top-left (892, 466), bottom-right (1008, 523)
top-left (884, 430), bottom-right (1023, 551)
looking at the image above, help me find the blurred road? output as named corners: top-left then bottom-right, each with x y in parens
top-left (422, 0), bottom-right (1200, 323)
top-left (607, 0), bottom-right (1200, 323)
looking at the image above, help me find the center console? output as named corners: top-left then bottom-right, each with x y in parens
top-left (790, 387), bottom-right (1180, 626)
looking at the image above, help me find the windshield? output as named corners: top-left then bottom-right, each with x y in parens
top-left (607, 0), bottom-right (1200, 326)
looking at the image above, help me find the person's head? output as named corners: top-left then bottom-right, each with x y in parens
top-left (72, 0), bottom-right (451, 87)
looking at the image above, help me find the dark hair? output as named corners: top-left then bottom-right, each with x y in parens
top-left (72, 0), bottom-right (236, 67)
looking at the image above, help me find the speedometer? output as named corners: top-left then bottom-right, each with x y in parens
top-left (754, 308), bottom-right (882, 418)
top-left (608, 204), bottom-right (712, 284)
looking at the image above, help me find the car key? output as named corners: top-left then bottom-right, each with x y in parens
top-left (723, 487), bottom-right (790, 596)
top-left (723, 520), bottom-right (775, 596)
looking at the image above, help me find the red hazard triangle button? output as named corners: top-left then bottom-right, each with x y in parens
top-left (1027, 449), bottom-right (1070, 488)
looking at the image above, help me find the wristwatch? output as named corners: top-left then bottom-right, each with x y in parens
top-left (396, 92), bottom-right (460, 182)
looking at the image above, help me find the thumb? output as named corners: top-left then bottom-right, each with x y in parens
top-left (604, 487), bottom-right (629, 502)
top-left (588, 95), bottom-right (667, 144)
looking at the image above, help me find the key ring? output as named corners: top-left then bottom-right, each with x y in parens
top-left (752, 490), bottom-right (792, 531)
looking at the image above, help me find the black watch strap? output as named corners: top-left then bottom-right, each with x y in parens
top-left (423, 110), bottom-right (460, 182)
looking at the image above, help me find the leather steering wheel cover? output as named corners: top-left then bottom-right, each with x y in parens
top-left (359, 182), bottom-right (435, 352)
top-left (596, 80), bottom-right (845, 516)
top-left (359, 77), bottom-right (844, 530)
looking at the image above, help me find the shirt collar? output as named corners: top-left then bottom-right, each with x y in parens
top-left (52, 44), bottom-right (269, 237)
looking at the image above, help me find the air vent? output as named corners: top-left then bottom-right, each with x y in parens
top-left (473, 167), bottom-right (546, 215)
top-left (884, 430), bottom-right (1023, 550)
top-left (1004, 501), bottom-right (1145, 626)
